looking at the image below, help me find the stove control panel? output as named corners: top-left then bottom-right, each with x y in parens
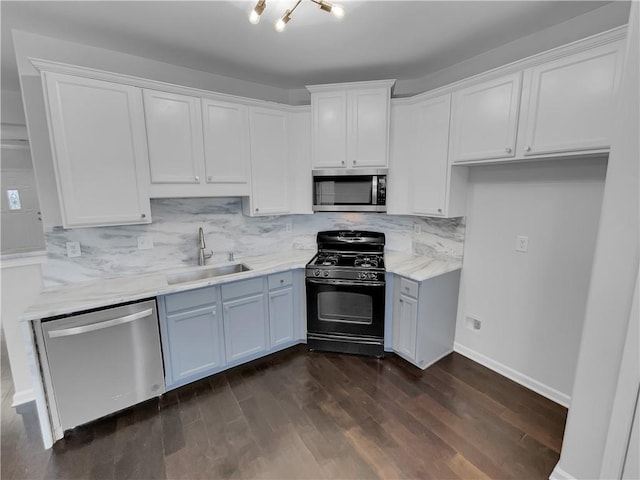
top-left (358, 272), bottom-right (379, 281)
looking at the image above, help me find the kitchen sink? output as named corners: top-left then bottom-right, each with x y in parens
top-left (166, 263), bottom-right (251, 285)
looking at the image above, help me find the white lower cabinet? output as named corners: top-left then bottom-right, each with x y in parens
top-left (221, 278), bottom-right (269, 364)
top-left (391, 271), bottom-right (461, 369)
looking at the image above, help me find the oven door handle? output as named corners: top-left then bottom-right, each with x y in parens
top-left (306, 278), bottom-right (385, 287)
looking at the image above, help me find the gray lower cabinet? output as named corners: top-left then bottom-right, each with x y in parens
top-left (158, 286), bottom-right (225, 390)
top-left (268, 271), bottom-right (294, 348)
top-left (158, 270), bottom-right (304, 391)
top-left (221, 278), bottom-right (269, 364)
top-left (391, 271), bottom-right (461, 369)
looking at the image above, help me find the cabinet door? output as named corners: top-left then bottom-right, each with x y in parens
top-left (165, 304), bottom-right (224, 386)
top-left (143, 90), bottom-right (203, 184)
top-left (520, 42), bottom-right (622, 156)
top-left (393, 294), bottom-right (418, 361)
top-left (349, 88), bottom-right (390, 168)
top-left (223, 293), bottom-right (268, 363)
top-left (248, 107), bottom-right (290, 215)
top-left (450, 72), bottom-right (522, 163)
top-left (412, 94), bottom-right (451, 216)
top-left (201, 99), bottom-right (250, 185)
top-left (311, 91), bottom-right (348, 168)
top-left (269, 286), bottom-right (294, 347)
top-left (42, 72), bottom-right (151, 228)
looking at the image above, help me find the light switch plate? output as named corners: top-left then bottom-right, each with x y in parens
top-left (516, 235), bottom-right (529, 253)
top-left (137, 235), bottom-right (154, 250)
top-left (66, 241), bottom-right (81, 258)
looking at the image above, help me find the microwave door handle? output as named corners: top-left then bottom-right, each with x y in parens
top-left (372, 176), bottom-right (378, 205)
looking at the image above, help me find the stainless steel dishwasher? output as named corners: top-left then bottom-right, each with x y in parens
top-left (39, 299), bottom-right (165, 436)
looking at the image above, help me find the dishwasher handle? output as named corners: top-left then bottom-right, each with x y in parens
top-left (47, 308), bottom-right (153, 338)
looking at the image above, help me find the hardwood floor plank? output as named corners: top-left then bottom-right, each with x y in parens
top-left (1, 344), bottom-right (567, 480)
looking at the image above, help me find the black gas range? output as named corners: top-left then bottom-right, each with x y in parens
top-left (306, 231), bottom-right (386, 357)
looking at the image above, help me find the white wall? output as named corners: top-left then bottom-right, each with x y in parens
top-left (1, 89), bottom-right (27, 124)
top-left (454, 158), bottom-right (607, 406)
top-left (288, 2), bottom-right (631, 103)
top-left (553, 3), bottom-right (639, 478)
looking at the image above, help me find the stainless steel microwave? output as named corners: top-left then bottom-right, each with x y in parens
top-left (312, 168), bottom-right (387, 212)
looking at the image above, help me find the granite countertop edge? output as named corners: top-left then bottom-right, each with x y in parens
top-left (21, 249), bottom-right (462, 322)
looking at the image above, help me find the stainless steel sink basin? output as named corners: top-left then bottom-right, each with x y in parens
top-left (166, 263), bottom-right (251, 285)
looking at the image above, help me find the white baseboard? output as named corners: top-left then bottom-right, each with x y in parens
top-left (549, 463), bottom-right (574, 480)
top-left (12, 388), bottom-right (35, 407)
top-left (453, 342), bottom-right (571, 407)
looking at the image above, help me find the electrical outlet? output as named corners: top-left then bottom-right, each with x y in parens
top-left (137, 235), bottom-right (154, 250)
top-left (516, 235), bottom-right (529, 253)
top-left (413, 223), bottom-right (421, 234)
top-left (66, 241), bottom-right (81, 258)
top-left (466, 316), bottom-right (482, 332)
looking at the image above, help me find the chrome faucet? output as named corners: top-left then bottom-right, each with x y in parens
top-left (198, 227), bottom-right (213, 266)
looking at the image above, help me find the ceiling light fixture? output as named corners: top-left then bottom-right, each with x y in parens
top-left (275, 0), bottom-right (302, 32)
top-left (248, 0), bottom-right (345, 31)
top-left (310, 0), bottom-right (345, 18)
top-left (248, 0), bottom-right (266, 24)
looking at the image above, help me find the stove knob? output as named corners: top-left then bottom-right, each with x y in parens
top-left (324, 271), bottom-right (329, 277)
top-left (314, 269), bottom-right (321, 277)
top-left (359, 272), bottom-right (366, 280)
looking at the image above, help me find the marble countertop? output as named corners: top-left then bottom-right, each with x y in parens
top-left (22, 249), bottom-right (462, 321)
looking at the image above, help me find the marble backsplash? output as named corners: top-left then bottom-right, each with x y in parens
top-left (42, 198), bottom-right (465, 286)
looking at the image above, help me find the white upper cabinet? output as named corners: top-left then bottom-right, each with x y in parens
top-left (412, 94), bottom-right (452, 216)
top-left (143, 90), bottom-right (204, 185)
top-left (242, 106), bottom-right (290, 216)
top-left (349, 88), bottom-right (392, 168)
top-left (308, 80), bottom-right (395, 169)
top-left (518, 41), bottom-right (623, 157)
top-left (201, 99), bottom-right (251, 186)
top-left (310, 91), bottom-right (348, 168)
top-left (450, 72), bottom-right (522, 163)
top-left (42, 72), bottom-right (151, 228)
top-left (387, 96), bottom-right (467, 218)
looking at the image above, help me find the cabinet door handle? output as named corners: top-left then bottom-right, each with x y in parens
top-left (353, 160), bottom-right (357, 165)
top-left (505, 147), bottom-right (512, 154)
top-left (141, 213), bottom-right (146, 219)
top-left (255, 208), bottom-right (259, 212)
top-left (195, 176), bottom-right (200, 182)
top-left (404, 287), bottom-right (410, 292)
top-left (399, 299), bottom-right (404, 303)
top-left (208, 176), bottom-right (213, 182)
top-left (280, 279), bottom-right (284, 284)
top-left (437, 208), bottom-right (442, 213)
top-left (525, 146), bottom-right (532, 152)
top-left (341, 161), bottom-right (345, 165)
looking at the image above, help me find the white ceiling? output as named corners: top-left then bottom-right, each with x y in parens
top-left (0, 1), bottom-right (626, 92)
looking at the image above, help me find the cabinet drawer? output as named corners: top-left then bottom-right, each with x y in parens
top-left (399, 278), bottom-right (419, 299)
top-left (221, 277), bottom-right (264, 301)
top-left (268, 271), bottom-right (293, 290)
top-left (163, 286), bottom-right (218, 313)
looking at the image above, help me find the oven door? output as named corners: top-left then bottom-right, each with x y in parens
top-left (306, 277), bottom-right (385, 339)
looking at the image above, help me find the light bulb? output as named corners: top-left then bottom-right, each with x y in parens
top-left (331, 4), bottom-right (345, 18)
top-left (248, 9), bottom-right (261, 24)
top-left (275, 18), bottom-right (287, 32)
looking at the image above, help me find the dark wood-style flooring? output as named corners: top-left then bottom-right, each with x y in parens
top-left (1, 340), bottom-right (567, 479)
